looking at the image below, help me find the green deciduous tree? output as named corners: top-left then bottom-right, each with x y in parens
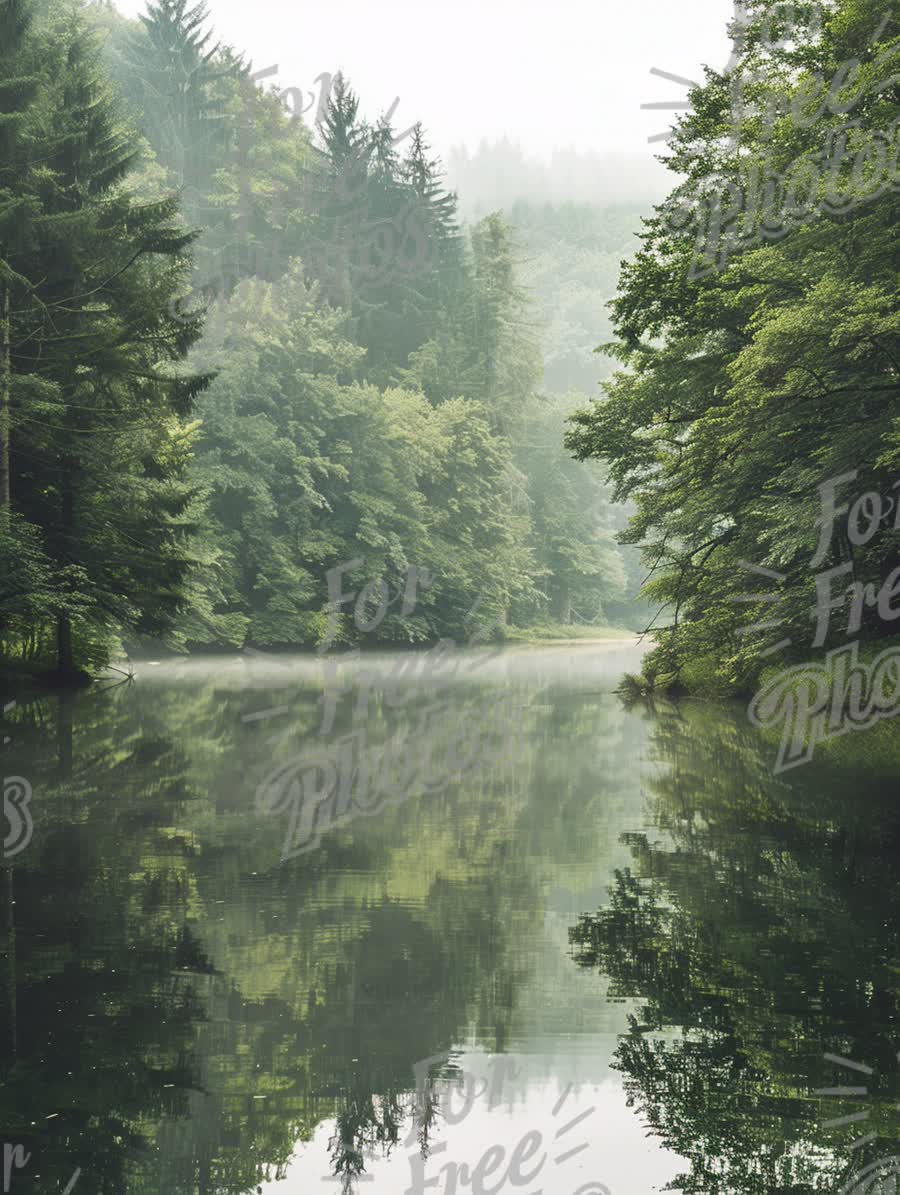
top-left (566, 0), bottom-right (900, 693)
top-left (181, 263), bottom-right (534, 647)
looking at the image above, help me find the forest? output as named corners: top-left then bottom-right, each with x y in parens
top-left (0, 0), bottom-right (648, 682)
top-left (2, 2), bottom-right (899, 1193)
top-left (0, 0), bottom-right (897, 695)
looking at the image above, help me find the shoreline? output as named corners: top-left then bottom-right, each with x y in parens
top-left (2, 634), bottom-right (648, 697)
top-left (514, 635), bottom-right (643, 646)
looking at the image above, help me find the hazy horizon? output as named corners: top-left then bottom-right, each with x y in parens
top-left (109, 0), bottom-right (734, 183)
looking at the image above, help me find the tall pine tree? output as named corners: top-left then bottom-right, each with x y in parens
top-left (0, 0), bottom-right (40, 511)
top-left (122, 0), bottom-right (229, 197)
top-left (9, 9), bottom-right (211, 675)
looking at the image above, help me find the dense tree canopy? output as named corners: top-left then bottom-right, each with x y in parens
top-left (0, 0), bottom-right (648, 675)
top-left (567, 0), bottom-right (900, 694)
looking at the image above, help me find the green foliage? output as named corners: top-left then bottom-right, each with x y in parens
top-left (122, 0), bottom-right (231, 191)
top-left (97, 0), bottom-right (314, 301)
top-left (0, 0), bottom-right (209, 675)
top-left (511, 393), bottom-right (627, 625)
top-left (1, 0), bottom-right (651, 674)
top-left (566, 0), bottom-right (900, 693)
top-left (300, 74), bottom-right (466, 384)
top-left (182, 266), bottom-right (534, 646)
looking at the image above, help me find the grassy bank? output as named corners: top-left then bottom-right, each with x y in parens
top-left (502, 623), bottom-right (642, 645)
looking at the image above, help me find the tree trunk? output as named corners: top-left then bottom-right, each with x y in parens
top-left (56, 454), bottom-right (77, 677)
top-left (56, 612), bottom-right (75, 678)
top-left (0, 282), bottom-right (10, 510)
top-left (557, 588), bottom-right (571, 624)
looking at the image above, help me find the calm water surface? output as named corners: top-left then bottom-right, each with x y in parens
top-left (1, 643), bottom-right (898, 1194)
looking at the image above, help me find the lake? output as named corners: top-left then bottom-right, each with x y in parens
top-left (1, 642), bottom-right (898, 1194)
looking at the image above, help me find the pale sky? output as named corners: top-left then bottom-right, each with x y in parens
top-left (111, 0), bottom-right (735, 163)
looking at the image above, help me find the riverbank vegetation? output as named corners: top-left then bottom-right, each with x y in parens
top-left (568, 0), bottom-right (899, 696)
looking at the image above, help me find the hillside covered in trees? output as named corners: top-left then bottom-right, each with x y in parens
top-left (0, 0), bottom-right (647, 680)
top-left (3, 0), bottom-right (896, 695)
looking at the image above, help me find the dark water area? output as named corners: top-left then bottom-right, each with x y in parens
top-left (1, 643), bottom-right (898, 1194)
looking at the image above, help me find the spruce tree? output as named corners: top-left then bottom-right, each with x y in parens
top-left (306, 72), bottom-right (372, 315)
top-left (122, 0), bottom-right (229, 198)
top-left (10, 11), bottom-right (211, 676)
top-left (306, 81), bottom-right (464, 381)
top-left (401, 124), bottom-right (460, 254)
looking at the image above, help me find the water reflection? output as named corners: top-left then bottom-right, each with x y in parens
top-left (571, 699), bottom-right (900, 1193)
top-left (0, 645), bottom-right (896, 1194)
